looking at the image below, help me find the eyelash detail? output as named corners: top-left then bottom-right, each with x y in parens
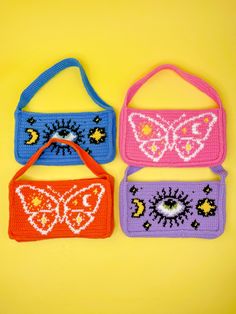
top-left (42, 119), bottom-right (85, 155)
top-left (148, 188), bottom-right (193, 228)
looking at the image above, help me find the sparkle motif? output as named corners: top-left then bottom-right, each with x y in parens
top-left (150, 144), bottom-right (157, 152)
top-left (141, 124), bottom-right (152, 135)
top-left (27, 117), bottom-right (36, 125)
top-left (143, 220), bottom-right (152, 231)
top-left (129, 185), bottom-right (138, 196)
top-left (88, 127), bottom-right (106, 144)
top-left (40, 214), bottom-right (48, 226)
top-left (196, 198), bottom-right (217, 217)
top-left (203, 184), bottom-right (212, 195)
top-left (191, 219), bottom-right (200, 230)
top-left (93, 116), bottom-right (102, 124)
top-left (76, 215), bottom-right (82, 224)
top-left (32, 197), bottom-right (42, 207)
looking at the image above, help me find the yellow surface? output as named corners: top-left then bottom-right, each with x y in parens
top-left (0, 1), bottom-right (236, 313)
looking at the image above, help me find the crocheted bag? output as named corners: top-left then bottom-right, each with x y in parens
top-left (9, 138), bottom-right (114, 241)
top-left (120, 64), bottom-right (226, 167)
top-left (15, 58), bottom-right (116, 165)
top-left (120, 166), bottom-right (227, 238)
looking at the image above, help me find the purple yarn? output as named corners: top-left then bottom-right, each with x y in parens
top-left (120, 166), bottom-right (227, 238)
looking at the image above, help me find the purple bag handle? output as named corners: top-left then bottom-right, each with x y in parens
top-left (124, 165), bottom-right (227, 182)
top-left (123, 64), bottom-right (223, 108)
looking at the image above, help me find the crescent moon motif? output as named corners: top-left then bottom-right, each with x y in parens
top-left (25, 128), bottom-right (40, 145)
top-left (82, 194), bottom-right (91, 207)
top-left (192, 123), bottom-right (201, 135)
top-left (131, 198), bottom-right (146, 218)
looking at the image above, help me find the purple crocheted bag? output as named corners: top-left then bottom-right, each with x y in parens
top-left (120, 166), bottom-right (227, 238)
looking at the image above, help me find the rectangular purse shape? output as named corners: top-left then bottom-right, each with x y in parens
top-left (120, 64), bottom-right (226, 167)
top-left (9, 138), bottom-right (114, 241)
top-left (120, 166), bottom-right (227, 238)
top-left (15, 58), bottom-right (116, 165)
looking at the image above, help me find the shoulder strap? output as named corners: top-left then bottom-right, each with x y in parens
top-left (11, 138), bottom-right (113, 183)
top-left (17, 58), bottom-right (112, 111)
top-left (123, 64), bottom-right (223, 108)
top-left (211, 165), bottom-right (228, 182)
top-left (124, 165), bottom-right (227, 182)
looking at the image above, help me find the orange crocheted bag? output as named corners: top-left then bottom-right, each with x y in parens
top-left (9, 138), bottom-right (114, 241)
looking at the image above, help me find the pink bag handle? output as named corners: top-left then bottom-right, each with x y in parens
top-left (123, 64), bottom-right (222, 108)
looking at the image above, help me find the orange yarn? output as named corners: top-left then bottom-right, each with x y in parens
top-left (9, 139), bottom-right (114, 241)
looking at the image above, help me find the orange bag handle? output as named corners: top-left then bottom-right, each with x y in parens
top-left (11, 138), bottom-right (113, 184)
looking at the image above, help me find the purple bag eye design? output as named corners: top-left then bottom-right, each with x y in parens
top-left (119, 166), bottom-right (227, 238)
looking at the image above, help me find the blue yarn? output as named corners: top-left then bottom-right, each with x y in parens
top-left (15, 58), bottom-right (116, 165)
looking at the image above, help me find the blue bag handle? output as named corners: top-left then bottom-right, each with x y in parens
top-left (16, 58), bottom-right (112, 111)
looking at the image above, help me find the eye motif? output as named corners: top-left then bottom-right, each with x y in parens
top-left (156, 198), bottom-right (184, 217)
top-left (43, 119), bottom-right (85, 155)
top-left (149, 188), bottom-right (193, 228)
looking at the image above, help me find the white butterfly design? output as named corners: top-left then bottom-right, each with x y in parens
top-left (128, 112), bottom-right (217, 162)
top-left (15, 183), bottom-right (105, 235)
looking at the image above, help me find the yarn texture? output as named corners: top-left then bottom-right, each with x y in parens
top-left (15, 58), bottom-right (116, 165)
top-left (9, 138), bottom-right (114, 241)
top-left (119, 64), bottom-right (226, 167)
top-left (119, 166), bottom-right (227, 238)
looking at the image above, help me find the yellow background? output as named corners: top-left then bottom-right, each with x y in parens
top-left (0, 1), bottom-right (235, 313)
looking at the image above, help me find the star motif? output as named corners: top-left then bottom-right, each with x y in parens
top-left (129, 185), bottom-right (138, 196)
top-left (182, 127), bottom-right (187, 134)
top-left (27, 117), bottom-right (36, 125)
top-left (191, 219), bottom-right (200, 230)
top-left (93, 116), bottom-right (102, 124)
top-left (32, 197), bottom-right (42, 207)
top-left (40, 214), bottom-right (48, 226)
top-left (196, 198), bottom-right (217, 217)
top-left (203, 184), bottom-right (212, 195)
top-left (143, 220), bottom-right (151, 231)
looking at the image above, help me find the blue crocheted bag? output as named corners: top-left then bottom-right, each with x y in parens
top-left (14, 58), bottom-right (116, 165)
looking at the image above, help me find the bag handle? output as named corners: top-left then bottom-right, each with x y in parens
top-left (123, 64), bottom-right (223, 108)
top-left (11, 138), bottom-right (113, 183)
top-left (16, 58), bottom-right (112, 111)
top-left (124, 165), bottom-right (227, 183)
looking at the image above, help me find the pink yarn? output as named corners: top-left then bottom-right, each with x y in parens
top-left (119, 64), bottom-right (226, 167)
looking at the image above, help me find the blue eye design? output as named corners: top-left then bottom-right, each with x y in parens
top-left (149, 188), bottom-right (193, 228)
top-left (43, 119), bottom-right (85, 155)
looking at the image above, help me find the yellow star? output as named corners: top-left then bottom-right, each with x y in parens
top-left (185, 143), bottom-right (192, 152)
top-left (32, 197), bottom-right (42, 207)
top-left (150, 144), bottom-right (157, 152)
top-left (204, 117), bottom-right (209, 123)
top-left (76, 215), bottom-right (82, 224)
top-left (197, 199), bottom-right (216, 215)
top-left (141, 124), bottom-right (152, 135)
top-left (73, 200), bottom-right (78, 205)
top-left (90, 129), bottom-right (105, 142)
top-left (182, 127), bottom-right (187, 134)
top-left (40, 214), bottom-right (48, 226)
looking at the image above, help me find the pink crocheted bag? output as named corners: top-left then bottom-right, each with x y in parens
top-left (119, 64), bottom-right (226, 167)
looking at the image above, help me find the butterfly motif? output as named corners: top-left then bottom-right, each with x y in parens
top-left (15, 183), bottom-right (105, 235)
top-left (128, 112), bottom-right (217, 162)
